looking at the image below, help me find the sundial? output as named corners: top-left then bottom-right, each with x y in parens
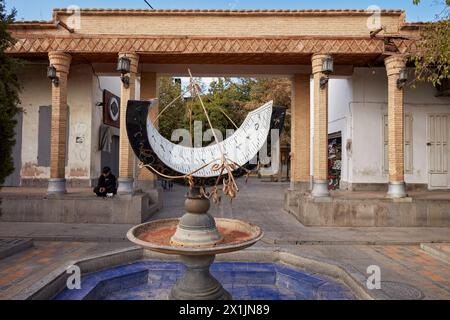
top-left (125, 76), bottom-right (285, 300)
top-left (126, 76), bottom-right (284, 192)
top-left (145, 100), bottom-right (273, 178)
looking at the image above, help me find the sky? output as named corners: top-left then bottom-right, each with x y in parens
top-left (5, 0), bottom-right (448, 22)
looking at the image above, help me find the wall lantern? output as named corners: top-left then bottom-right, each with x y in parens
top-left (117, 56), bottom-right (131, 88)
top-left (320, 55), bottom-right (334, 89)
top-left (47, 65), bottom-right (59, 87)
top-left (397, 68), bottom-right (408, 89)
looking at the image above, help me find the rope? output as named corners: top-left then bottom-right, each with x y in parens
top-left (188, 69), bottom-right (225, 156)
top-left (219, 107), bottom-right (238, 129)
top-left (152, 85), bottom-right (192, 126)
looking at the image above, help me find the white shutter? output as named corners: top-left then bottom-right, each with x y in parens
top-left (382, 114), bottom-right (413, 174)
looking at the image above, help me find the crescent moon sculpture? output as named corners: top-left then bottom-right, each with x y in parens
top-left (126, 99), bottom-right (284, 185)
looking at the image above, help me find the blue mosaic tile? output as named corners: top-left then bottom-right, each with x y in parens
top-left (245, 262), bottom-right (276, 272)
top-left (275, 265), bottom-right (326, 287)
top-left (54, 261), bottom-right (356, 300)
top-left (84, 270), bottom-right (149, 300)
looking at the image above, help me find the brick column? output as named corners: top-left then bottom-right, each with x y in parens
top-left (47, 52), bottom-right (71, 194)
top-left (311, 54), bottom-right (330, 197)
top-left (290, 74), bottom-right (311, 191)
top-left (385, 55), bottom-right (407, 198)
top-left (117, 52), bottom-right (139, 194)
top-left (137, 72), bottom-right (159, 189)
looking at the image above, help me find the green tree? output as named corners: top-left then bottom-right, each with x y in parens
top-left (0, 0), bottom-right (21, 185)
top-left (244, 78), bottom-right (292, 146)
top-left (157, 76), bottom-right (292, 146)
top-left (411, 0), bottom-right (449, 86)
top-left (186, 77), bottom-right (254, 143)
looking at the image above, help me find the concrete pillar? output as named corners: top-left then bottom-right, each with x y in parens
top-left (137, 72), bottom-right (159, 189)
top-left (117, 52), bottom-right (139, 194)
top-left (47, 52), bottom-right (72, 194)
top-left (311, 54), bottom-right (330, 197)
top-left (385, 55), bottom-right (407, 198)
top-left (290, 74), bottom-right (311, 191)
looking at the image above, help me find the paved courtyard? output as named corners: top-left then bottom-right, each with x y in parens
top-left (0, 178), bottom-right (449, 299)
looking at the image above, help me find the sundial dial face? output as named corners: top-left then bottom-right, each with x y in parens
top-left (146, 101), bottom-right (273, 177)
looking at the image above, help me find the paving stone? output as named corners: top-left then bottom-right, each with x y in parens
top-left (1, 179), bottom-right (449, 244)
top-left (420, 243), bottom-right (450, 263)
top-left (0, 238), bottom-right (33, 260)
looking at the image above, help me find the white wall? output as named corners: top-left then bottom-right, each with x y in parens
top-left (310, 77), bottom-right (353, 182)
top-left (66, 64), bottom-right (95, 181)
top-left (92, 76), bottom-right (140, 181)
top-left (347, 68), bottom-right (450, 186)
top-left (18, 64), bottom-right (95, 182)
top-left (17, 64), bottom-right (128, 185)
top-left (18, 64), bottom-right (51, 180)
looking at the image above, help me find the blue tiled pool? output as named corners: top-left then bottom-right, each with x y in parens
top-left (55, 261), bottom-right (355, 300)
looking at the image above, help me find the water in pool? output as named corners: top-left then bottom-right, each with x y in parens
top-left (55, 261), bottom-right (355, 300)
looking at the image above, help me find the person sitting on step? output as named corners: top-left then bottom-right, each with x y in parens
top-left (94, 167), bottom-right (117, 197)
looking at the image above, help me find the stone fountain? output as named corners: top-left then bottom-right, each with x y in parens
top-left (124, 97), bottom-right (279, 300)
top-left (127, 186), bottom-right (263, 300)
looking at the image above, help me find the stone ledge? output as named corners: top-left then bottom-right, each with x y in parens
top-left (13, 246), bottom-right (143, 300)
top-left (285, 191), bottom-right (450, 227)
top-left (20, 178), bottom-right (95, 188)
top-left (0, 192), bottom-right (161, 224)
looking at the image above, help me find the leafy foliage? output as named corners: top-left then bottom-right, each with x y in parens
top-left (158, 77), bottom-right (185, 139)
top-left (0, 0), bottom-right (22, 185)
top-left (157, 77), bottom-right (292, 147)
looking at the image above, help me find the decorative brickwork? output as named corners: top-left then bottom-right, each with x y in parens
top-left (7, 37), bottom-right (388, 55)
top-left (138, 72), bottom-right (158, 182)
top-left (311, 54), bottom-right (329, 182)
top-left (51, 8), bottom-right (405, 16)
top-left (291, 74), bottom-right (310, 185)
top-left (119, 52), bottom-right (139, 180)
top-left (48, 51), bottom-right (71, 180)
top-left (385, 55), bottom-right (406, 183)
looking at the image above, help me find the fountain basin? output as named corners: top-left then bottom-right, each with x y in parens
top-left (54, 261), bottom-right (356, 300)
top-left (127, 218), bottom-right (264, 255)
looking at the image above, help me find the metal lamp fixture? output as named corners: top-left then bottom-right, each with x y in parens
top-left (117, 56), bottom-right (131, 88)
top-left (320, 55), bottom-right (334, 89)
top-left (397, 68), bottom-right (408, 89)
top-left (47, 65), bottom-right (59, 87)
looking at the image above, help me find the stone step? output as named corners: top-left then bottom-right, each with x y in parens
top-left (0, 238), bottom-right (33, 260)
top-left (0, 192), bottom-right (160, 224)
top-left (420, 243), bottom-right (450, 264)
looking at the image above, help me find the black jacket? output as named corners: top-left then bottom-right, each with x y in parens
top-left (97, 174), bottom-right (117, 193)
